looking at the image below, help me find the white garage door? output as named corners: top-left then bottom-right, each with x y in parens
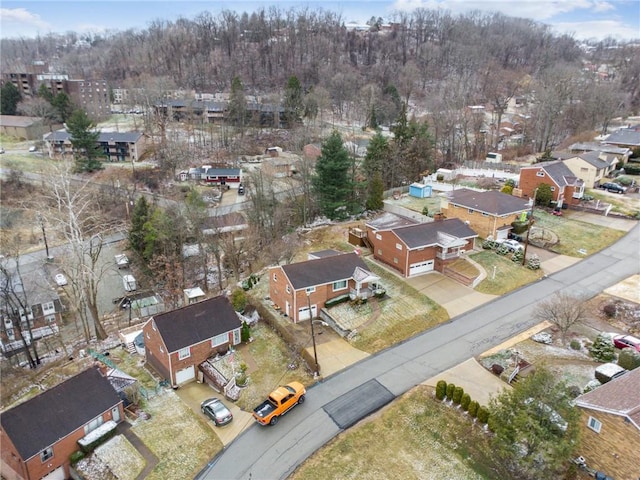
top-left (409, 260), bottom-right (434, 276)
top-left (42, 466), bottom-right (65, 480)
top-left (298, 304), bottom-right (318, 321)
top-left (175, 365), bottom-right (195, 384)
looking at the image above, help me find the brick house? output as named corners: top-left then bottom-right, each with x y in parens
top-left (574, 368), bottom-right (640, 479)
top-left (0, 367), bottom-right (124, 480)
top-left (518, 161), bottom-right (584, 207)
top-left (143, 295), bottom-right (242, 386)
top-left (441, 188), bottom-right (530, 240)
top-left (203, 168), bottom-right (242, 187)
top-left (366, 215), bottom-right (478, 277)
top-left (269, 251), bottom-right (379, 323)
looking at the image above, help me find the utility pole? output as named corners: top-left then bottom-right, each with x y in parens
top-left (522, 187), bottom-right (538, 266)
top-left (306, 292), bottom-right (319, 377)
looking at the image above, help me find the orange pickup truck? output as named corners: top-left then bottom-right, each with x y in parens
top-left (252, 381), bottom-right (306, 426)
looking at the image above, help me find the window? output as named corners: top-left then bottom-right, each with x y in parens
top-left (481, 212), bottom-right (489, 217)
top-left (42, 302), bottom-right (55, 315)
top-left (393, 257), bottom-right (398, 264)
top-left (587, 416), bottom-right (601, 433)
top-left (286, 285), bottom-right (291, 294)
top-left (211, 333), bottom-right (228, 347)
top-left (45, 315), bottom-right (56, 323)
top-left (377, 249), bottom-right (382, 255)
top-left (536, 171), bottom-right (545, 177)
top-left (396, 243), bottom-right (403, 250)
top-left (40, 447), bottom-right (54, 462)
top-left (332, 280), bottom-right (347, 291)
top-left (550, 186), bottom-right (555, 191)
top-left (84, 416), bottom-right (104, 435)
top-left (178, 347), bottom-right (190, 360)
top-left (305, 287), bottom-right (316, 294)
top-left (273, 273), bottom-right (278, 282)
top-left (467, 209), bottom-right (474, 214)
top-left (375, 234), bottom-right (382, 240)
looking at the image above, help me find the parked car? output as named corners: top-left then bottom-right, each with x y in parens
top-left (122, 274), bottom-right (137, 292)
top-left (54, 273), bottom-right (68, 286)
top-left (28, 146), bottom-right (37, 152)
top-left (599, 182), bottom-right (625, 194)
top-left (612, 334), bottom-right (640, 352)
top-left (499, 239), bottom-right (524, 252)
top-left (238, 183), bottom-right (245, 195)
top-left (507, 232), bottom-right (523, 242)
top-left (0, 147), bottom-right (5, 154)
top-left (201, 398), bottom-right (233, 426)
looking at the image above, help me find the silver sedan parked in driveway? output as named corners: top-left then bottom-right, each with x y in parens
top-left (201, 398), bottom-right (233, 426)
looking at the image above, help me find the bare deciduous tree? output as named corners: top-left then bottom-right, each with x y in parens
top-left (533, 292), bottom-right (588, 345)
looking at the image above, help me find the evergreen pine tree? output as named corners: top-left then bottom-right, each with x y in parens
top-left (129, 196), bottom-right (151, 255)
top-left (1, 82), bottom-right (21, 115)
top-left (66, 109), bottom-right (104, 173)
top-left (228, 76), bottom-right (247, 128)
top-left (312, 131), bottom-right (352, 220)
top-left (283, 75), bottom-right (303, 127)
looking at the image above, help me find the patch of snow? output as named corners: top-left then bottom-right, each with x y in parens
top-left (531, 332), bottom-right (552, 344)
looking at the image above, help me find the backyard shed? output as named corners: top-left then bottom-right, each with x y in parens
top-left (409, 183), bottom-right (432, 198)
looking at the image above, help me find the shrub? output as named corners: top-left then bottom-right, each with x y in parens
top-left (589, 334), bottom-right (616, 362)
top-left (621, 163), bottom-right (640, 175)
top-left (477, 406), bottom-right (490, 424)
top-left (500, 185), bottom-right (514, 195)
top-left (231, 288), bottom-right (247, 311)
top-left (325, 294), bottom-right (350, 308)
top-left (446, 383), bottom-right (456, 400)
top-left (468, 400), bottom-right (479, 418)
top-left (618, 348), bottom-right (640, 371)
top-left (569, 339), bottom-right (581, 350)
top-left (527, 254), bottom-right (541, 270)
top-left (70, 450), bottom-right (85, 465)
top-left (241, 321), bottom-right (251, 342)
top-left (452, 386), bottom-right (464, 405)
top-left (482, 239), bottom-right (498, 250)
top-left (435, 380), bottom-right (447, 400)
top-left (510, 220), bottom-right (529, 234)
top-left (436, 174), bottom-right (444, 181)
top-left (617, 176), bottom-right (633, 186)
top-left (491, 364), bottom-right (504, 375)
top-left (511, 249), bottom-right (524, 263)
top-left (461, 393), bottom-right (471, 411)
top-left (496, 244), bottom-right (509, 255)
top-left (602, 303), bottom-right (618, 318)
top-left (422, 206), bottom-right (429, 216)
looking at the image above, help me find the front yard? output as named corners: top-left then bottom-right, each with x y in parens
top-left (471, 250), bottom-right (544, 295)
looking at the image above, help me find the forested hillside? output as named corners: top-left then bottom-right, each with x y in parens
top-left (2, 7), bottom-right (639, 156)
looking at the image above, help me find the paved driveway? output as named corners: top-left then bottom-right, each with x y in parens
top-left (405, 272), bottom-right (497, 318)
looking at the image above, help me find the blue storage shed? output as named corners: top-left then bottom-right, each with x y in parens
top-left (409, 183), bottom-right (432, 198)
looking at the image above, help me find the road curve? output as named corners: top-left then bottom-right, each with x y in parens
top-left (201, 224), bottom-right (640, 480)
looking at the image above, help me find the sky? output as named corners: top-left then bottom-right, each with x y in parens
top-left (0, 0), bottom-right (638, 42)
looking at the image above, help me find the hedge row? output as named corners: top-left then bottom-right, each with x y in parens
top-left (435, 379), bottom-right (490, 424)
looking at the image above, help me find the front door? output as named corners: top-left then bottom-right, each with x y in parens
top-left (112, 406), bottom-right (121, 423)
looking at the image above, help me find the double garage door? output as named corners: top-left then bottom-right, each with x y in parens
top-left (409, 260), bottom-right (434, 276)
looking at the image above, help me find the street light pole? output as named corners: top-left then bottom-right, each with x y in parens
top-left (306, 292), bottom-right (319, 376)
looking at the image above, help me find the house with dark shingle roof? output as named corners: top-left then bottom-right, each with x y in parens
top-left (142, 295), bottom-right (242, 386)
top-left (365, 216), bottom-right (478, 277)
top-left (0, 367), bottom-right (123, 480)
top-left (574, 368), bottom-right (640, 479)
top-left (43, 129), bottom-right (146, 162)
top-left (441, 188), bottom-right (530, 240)
top-left (518, 161), bottom-right (585, 206)
top-left (269, 252), bottom-right (379, 323)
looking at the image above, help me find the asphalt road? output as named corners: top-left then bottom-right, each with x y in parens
top-left (200, 223), bottom-right (640, 480)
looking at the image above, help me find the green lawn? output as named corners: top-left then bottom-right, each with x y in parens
top-left (291, 386), bottom-right (513, 480)
top-left (532, 210), bottom-right (626, 256)
top-left (471, 250), bottom-right (544, 295)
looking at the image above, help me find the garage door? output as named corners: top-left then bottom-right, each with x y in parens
top-left (42, 466), bottom-right (65, 480)
top-left (298, 304), bottom-right (318, 321)
top-left (175, 365), bottom-right (195, 384)
top-left (409, 260), bottom-right (434, 276)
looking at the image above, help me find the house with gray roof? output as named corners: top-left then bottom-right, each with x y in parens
top-left (574, 368), bottom-right (640, 479)
top-left (519, 161), bottom-right (585, 206)
top-left (569, 142), bottom-right (631, 164)
top-left (366, 216), bottom-right (478, 277)
top-left (44, 129), bottom-right (146, 162)
top-left (0, 367), bottom-right (123, 480)
top-left (442, 188), bottom-right (530, 239)
top-left (142, 295), bottom-right (242, 386)
top-left (269, 252), bottom-right (379, 323)
top-left (603, 128), bottom-right (640, 148)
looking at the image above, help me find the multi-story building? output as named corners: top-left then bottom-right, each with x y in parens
top-left (44, 130), bottom-right (147, 162)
